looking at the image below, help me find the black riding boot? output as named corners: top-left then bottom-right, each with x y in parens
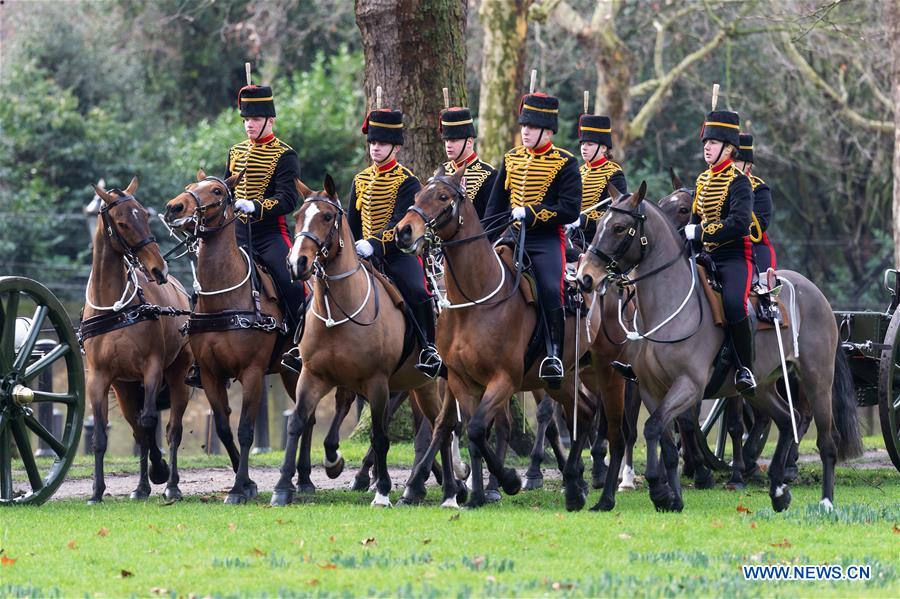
top-left (184, 361), bottom-right (202, 389)
top-left (539, 308), bottom-right (565, 389)
top-left (281, 347), bottom-right (302, 373)
top-left (729, 316), bottom-right (756, 396)
top-left (412, 301), bottom-right (442, 379)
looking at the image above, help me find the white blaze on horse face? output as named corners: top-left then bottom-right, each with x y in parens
top-left (595, 210), bottom-right (614, 247)
top-left (288, 202), bottom-right (320, 270)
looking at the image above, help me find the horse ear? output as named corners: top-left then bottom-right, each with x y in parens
top-left (93, 182), bottom-right (114, 204)
top-left (196, 169), bottom-right (206, 182)
top-left (125, 176), bottom-right (139, 195)
top-left (295, 178), bottom-right (314, 199)
top-left (669, 166), bottom-right (683, 191)
top-left (607, 182), bottom-right (622, 202)
top-left (323, 173), bottom-right (337, 200)
top-left (434, 163), bottom-right (447, 178)
top-left (224, 170), bottom-right (243, 189)
top-left (626, 181), bottom-right (647, 208)
top-left (451, 162), bottom-right (466, 185)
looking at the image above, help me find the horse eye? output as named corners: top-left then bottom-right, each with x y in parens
top-left (439, 194), bottom-right (449, 201)
top-left (323, 213), bottom-right (333, 222)
top-left (613, 224), bottom-right (626, 234)
top-left (679, 208), bottom-right (689, 214)
top-left (213, 188), bottom-right (222, 195)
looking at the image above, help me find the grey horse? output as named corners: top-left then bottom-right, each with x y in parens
top-left (576, 182), bottom-right (862, 512)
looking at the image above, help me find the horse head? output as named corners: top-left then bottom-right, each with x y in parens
top-left (93, 176), bottom-right (169, 285)
top-left (657, 167), bottom-right (694, 229)
top-left (163, 169), bottom-right (242, 234)
top-left (288, 174), bottom-right (342, 281)
top-left (576, 180), bottom-right (649, 292)
top-left (394, 163), bottom-right (467, 255)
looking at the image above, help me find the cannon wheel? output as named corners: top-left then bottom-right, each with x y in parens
top-left (0, 277), bottom-right (84, 505)
top-left (695, 397), bottom-right (771, 472)
top-left (877, 305), bottom-right (900, 472)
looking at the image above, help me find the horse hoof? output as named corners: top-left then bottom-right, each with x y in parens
top-left (591, 466), bottom-right (608, 490)
top-left (149, 460), bottom-right (170, 485)
top-left (650, 485), bottom-right (676, 512)
top-left (771, 485), bottom-right (792, 512)
top-left (589, 496), bottom-right (615, 512)
top-left (370, 492), bottom-right (392, 508)
top-left (455, 480), bottom-right (468, 505)
top-left (400, 486), bottom-right (426, 505)
top-left (87, 497), bottom-right (103, 505)
top-left (524, 476), bottom-right (544, 491)
top-left (617, 481), bottom-right (636, 491)
top-left (565, 489), bottom-right (586, 512)
top-left (500, 468), bottom-right (522, 496)
top-left (694, 468), bottom-right (715, 490)
top-left (440, 496), bottom-right (460, 509)
top-left (244, 482), bottom-right (259, 500)
top-left (350, 476), bottom-right (371, 492)
top-left (724, 480), bottom-right (745, 491)
top-left (225, 493), bottom-right (248, 505)
top-left (784, 465), bottom-right (799, 483)
top-left (130, 488), bottom-right (150, 500)
top-left (484, 489), bottom-right (502, 504)
top-left (324, 455), bottom-right (345, 479)
top-left (453, 462), bottom-right (471, 481)
top-left (163, 486), bottom-right (183, 501)
top-left (464, 491), bottom-right (485, 509)
top-left (297, 482), bottom-right (316, 494)
top-left (270, 489), bottom-right (294, 507)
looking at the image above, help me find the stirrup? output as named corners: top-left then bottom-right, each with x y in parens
top-left (734, 366), bottom-right (757, 396)
top-left (539, 356), bottom-right (564, 389)
top-left (416, 346), bottom-right (443, 379)
top-left (611, 360), bottom-right (638, 382)
top-left (184, 364), bottom-right (203, 389)
top-left (281, 347), bottom-right (302, 374)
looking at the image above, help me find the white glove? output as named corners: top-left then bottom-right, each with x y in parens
top-left (234, 199), bottom-right (256, 215)
top-left (511, 206), bottom-right (527, 221)
top-left (355, 239), bottom-right (374, 258)
top-left (565, 217), bottom-right (581, 232)
top-left (684, 224), bottom-right (698, 240)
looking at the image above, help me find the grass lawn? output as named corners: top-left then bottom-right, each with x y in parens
top-left (2, 438), bottom-right (898, 598)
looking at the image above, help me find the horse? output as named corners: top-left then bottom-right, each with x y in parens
top-left (272, 176), bottom-right (464, 508)
top-left (576, 182), bottom-right (863, 511)
top-left (394, 164), bottom-right (630, 512)
top-left (163, 170), bottom-right (305, 504)
top-left (80, 177), bottom-right (192, 503)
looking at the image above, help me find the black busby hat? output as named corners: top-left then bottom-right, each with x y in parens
top-left (362, 109), bottom-right (404, 145)
top-left (238, 85), bottom-right (276, 118)
top-left (737, 133), bottom-right (754, 163)
top-left (518, 93), bottom-right (559, 133)
top-left (578, 114), bottom-right (613, 148)
top-left (439, 107), bottom-right (476, 140)
top-left (700, 110), bottom-right (740, 148)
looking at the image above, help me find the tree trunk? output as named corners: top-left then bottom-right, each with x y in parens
top-left (891, 0), bottom-right (900, 268)
top-left (356, 0), bottom-right (467, 179)
top-left (477, 0), bottom-right (532, 166)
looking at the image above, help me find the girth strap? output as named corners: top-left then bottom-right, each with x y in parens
top-left (183, 309), bottom-right (287, 336)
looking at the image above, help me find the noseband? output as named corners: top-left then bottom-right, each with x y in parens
top-left (101, 190), bottom-right (158, 268)
top-left (405, 175), bottom-right (467, 246)
top-left (182, 176), bottom-right (237, 238)
top-left (295, 195), bottom-right (345, 263)
top-left (586, 200), bottom-right (648, 277)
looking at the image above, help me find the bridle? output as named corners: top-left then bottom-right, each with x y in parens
top-left (586, 199), bottom-right (649, 279)
top-left (181, 176), bottom-right (238, 239)
top-left (405, 174), bottom-right (467, 248)
top-left (100, 190), bottom-right (158, 270)
top-left (294, 195), bottom-right (345, 262)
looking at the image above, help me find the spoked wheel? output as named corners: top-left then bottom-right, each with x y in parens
top-left (0, 277), bottom-right (84, 505)
top-left (877, 304), bottom-right (900, 472)
top-left (696, 397), bottom-right (771, 472)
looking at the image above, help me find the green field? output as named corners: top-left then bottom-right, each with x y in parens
top-left (2, 437), bottom-right (898, 598)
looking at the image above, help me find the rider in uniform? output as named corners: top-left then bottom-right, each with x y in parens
top-left (349, 107), bottom-right (443, 378)
top-left (484, 92), bottom-right (581, 388)
top-left (438, 107), bottom-right (497, 219)
top-left (735, 133), bottom-right (777, 273)
top-left (185, 83), bottom-right (304, 387)
top-left (569, 114), bottom-right (628, 245)
top-left (685, 110), bottom-right (756, 395)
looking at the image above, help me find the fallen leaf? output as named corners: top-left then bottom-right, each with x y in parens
top-left (276, 518), bottom-right (288, 525)
top-left (552, 582), bottom-right (574, 590)
top-left (486, 575), bottom-right (496, 583)
top-left (328, 535), bottom-right (336, 542)
top-left (317, 562), bottom-right (338, 570)
top-left (736, 503), bottom-right (752, 514)
top-left (120, 569), bottom-right (133, 578)
top-left (759, 464), bottom-right (768, 473)
top-left (422, 538), bottom-right (431, 545)
top-left (176, 523), bottom-right (187, 531)
top-left (149, 588), bottom-right (168, 595)
top-left (472, 556), bottom-right (486, 570)
top-left (893, 524), bottom-right (900, 534)
top-left (617, 533), bottom-right (631, 540)
top-left (294, 539), bottom-right (306, 548)
top-left (97, 527), bottom-right (109, 537)
top-left (228, 523), bottom-right (237, 532)
top-left (67, 540), bottom-right (77, 550)
top-left (361, 537), bottom-right (377, 546)
top-left (251, 547), bottom-right (265, 557)
top-left (448, 513), bottom-right (460, 522)
top-left (711, 519), bottom-right (723, 529)
top-left (750, 522), bottom-right (757, 529)
top-left (307, 579), bottom-right (319, 586)
top-left (555, 513), bottom-right (565, 520)
top-left (1, 556), bottom-right (16, 566)
top-left (770, 538), bottom-right (792, 548)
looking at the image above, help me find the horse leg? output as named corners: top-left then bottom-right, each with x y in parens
top-left (466, 378), bottom-right (520, 504)
top-left (547, 384), bottom-right (594, 512)
top-left (223, 369), bottom-right (265, 504)
top-left (525, 392), bottom-right (553, 490)
top-left (323, 387), bottom-right (355, 479)
top-left (677, 405), bottom-right (714, 489)
top-left (141, 369), bottom-right (170, 488)
top-left (272, 372), bottom-right (331, 506)
top-left (162, 349), bottom-right (192, 501)
top-left (408, 393), bottom-right (442, 485)
top-left (618, 381), bottom-right (640, 491)
top-left (486, 404), bottom-right (511, 503)
top-left (741, 405), bottom-right (771, 479)
top-left (588, 364), bottom-right (626, 512)
top-left (366, 379), bottom-right (393, 507)
top-left (87, 372), bottom-right (111, 504)
top-left (725, 396), bottom-right (746, 489)
top-left (660, 430), bottom-right (683, 512)
top-left (113, 383), bottom-right (151, 500)
top-left (750, 384), bottom-right (795, 512)
top-left (590, 402), bottom-right (609, 490)
top-left (402, 386), bottom-right (459, 505)
top-left (296, 412), bottom-right (316, 493)
top-left (202, 367), bottom-right (240, 471)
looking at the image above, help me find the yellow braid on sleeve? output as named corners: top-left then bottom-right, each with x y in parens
top-left (749, 212), bottom-right (762, 243)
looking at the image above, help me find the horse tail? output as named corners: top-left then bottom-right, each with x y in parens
top-left (831, 344), bottom-right (864, 461)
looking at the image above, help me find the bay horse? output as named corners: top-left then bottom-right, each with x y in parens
top-left (80, 177), bottom-right (192, 503)
top-left (394, 165), bottom-right (630, 512)
top-left (163, 170), bottom-right (305, 504)
top-left (576, 182), bottom-right (862, 511)
top-left (272, 176), bottom-right (464, 507)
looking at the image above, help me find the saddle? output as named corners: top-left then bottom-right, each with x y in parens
top-left (697, 264), bottom-right (789, 330)
top-left (360, 259), bottom-right (406, 309)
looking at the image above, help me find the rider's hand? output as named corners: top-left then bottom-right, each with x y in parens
top-left (684, 224), bottom-right (699, 240)
top-left (565, 217), bottom-right (582, 232)
top-left (511, 206), bottom-right (527, 221)
top-left (234, 199), bottom-right (256, 215)
top-left (355, 239), bottom-right (374, 258)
